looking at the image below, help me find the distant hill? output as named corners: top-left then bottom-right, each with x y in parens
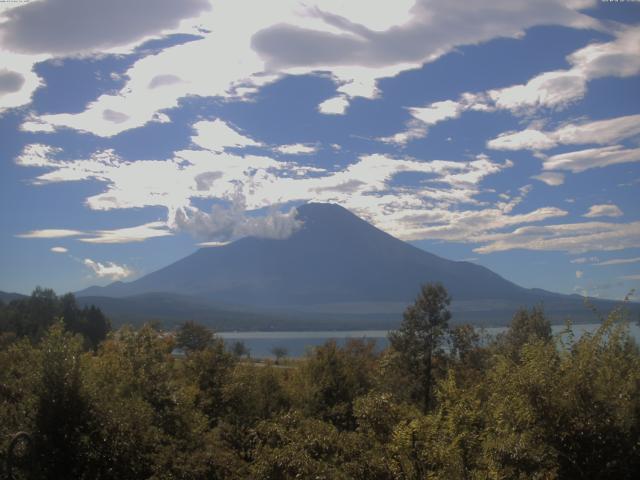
top-left (77, 203), bottom-right (638, 329)
top-left (0, 291), bottom-right (27, 303)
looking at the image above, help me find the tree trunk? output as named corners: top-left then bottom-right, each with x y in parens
top-left (423, 349), bottom-right (432, 413)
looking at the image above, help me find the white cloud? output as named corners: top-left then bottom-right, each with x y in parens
top-left (175, 200), bottom-right (302, 242)
top-left (570, 256), bottom-right (598, 264)
top-left (583, 204), bottom-right (623, 218)
top-left (17, 228), bottom-right (83, 239)
top-left (576, 270), bottom-right (584, 279)
top-left (397, 206), bottom-right (568, 243)
top-left (484, 27), bottom-right (640, 113)
top-left (489, 129), bottom-right (558, 151)
top-left (531, 171), bottom-right (565, 186)
top-left (83, 258), bottom-right (133, 281)
top-left (378, 119), bottom-right (429, 146)
top-left (14, 143), bottom-right (61, 167)
top-left (191, 119), bottom-right (261, 152)
top-left (17, 220), bottom-right (171, 245)
top-left (595, 257), bottom-right (640, 266)
top-left (487, 70), bottom-right (587, 113)
top-left (411, 100), bottom-right (462, 124)
top-left (20, 0), bottom-right (604, 135)
top-left (475, 221), bottom-right (640, 254)
top-left (318, 95), bottom-right (350, 115)
top-left (380, 101), bottom-right (462, 145)
top-left (488, 113), bottom-right (640, 151)
top-left (80, 222), bottom-right (173, 244)
top-left (20, 117), bottom-right (56, 133)
top-left (0, 55), bottom-right (45, 113)
top-left (197, 241), bottom-right (231, 247)
top-left (274, 143), bottom-right (318, 155)
top-left (543, 145), bottom-right (640, 173)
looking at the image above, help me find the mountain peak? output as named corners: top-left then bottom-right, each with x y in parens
top-left (295, 202), bottom-right (360, 224)
top-left (296, 202), bottom-right (349, 214)
top-left (293, 202), bottom-right (381, 240)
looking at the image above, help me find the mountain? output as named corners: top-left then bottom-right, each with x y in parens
top-left (77, 203), bottom-right (637, 328)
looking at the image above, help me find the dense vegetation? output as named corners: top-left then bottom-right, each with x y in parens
top-left (0, 287), bottom-right (110, 348)
top-left (1, 285), bottom-right (639, 479)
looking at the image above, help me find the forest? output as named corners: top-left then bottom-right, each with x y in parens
top-left (0, 285), bottom-right (639, 479)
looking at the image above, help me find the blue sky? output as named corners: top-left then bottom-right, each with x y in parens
top-left (1, 0), bottom-right (639, 300)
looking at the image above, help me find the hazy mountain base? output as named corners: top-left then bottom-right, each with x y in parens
top-left (0, 291), bottom-right (26, 304)
top-left (76, 292), bottom-right (638, 331)
top-left (3, 288), bottom-right (637, 331)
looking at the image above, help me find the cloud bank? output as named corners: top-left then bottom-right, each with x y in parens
top-left (11, 0), bottom-right (604, 134)
top-left (0, 0), bottom-right (210, 55)
top-left (83, 258), bottom-right (133, 281)
top-left (175, 199), bottom-right (303, 242)
top-left (384, 27), bottom-right (639, 145)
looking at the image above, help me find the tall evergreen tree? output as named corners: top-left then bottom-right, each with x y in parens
top-left (389, 283), bottom-right (451, 411)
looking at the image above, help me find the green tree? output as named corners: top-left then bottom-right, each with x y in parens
top-left (220, 364), bottom-right (292, 463)
top-left (299, 339), bottom-right (377, 430)
top-left (250, 411), bottom-right (393, 480)
top-left (32, 323), bottom-right (93, 479)
top-left (0, 289), bottom-right (110, 348)
top-left (448, 324), bottom-right (490, 387)
top-left (388, 283), bottom-right (451, 411)
top-left (60, 293), bottom-right (110, 348)
top-left (231, 340), bottom-right (250, 359)
top-left (495, 305), bottom-right (552, 360)
top-left (184, 338), bottom-right (236, 426)
top-left (0, 338), bottom-right (40, 478)
top-left (83, 324), bottom-right (235, 479)
top-left (175, 320), bottom-right (214, 351)
top-left (391, 374), bottom-right (485, 480)
top-left (271, 346), bottom-right (288, 364)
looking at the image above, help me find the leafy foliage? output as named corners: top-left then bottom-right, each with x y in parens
top-left (176, 320), bottom-right (215, 351)
top-left (1, 284), bottom-right (639, 479)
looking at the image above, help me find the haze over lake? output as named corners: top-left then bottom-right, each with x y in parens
top-left (219, 322), bottom-right (640, 358)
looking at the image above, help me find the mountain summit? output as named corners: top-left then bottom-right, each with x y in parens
top-left (78, 203), bottom-right (632, 326)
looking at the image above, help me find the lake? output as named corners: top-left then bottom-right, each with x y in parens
top-left (218, 323), bottom-right (640, 358)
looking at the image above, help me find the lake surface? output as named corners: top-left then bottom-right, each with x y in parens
top-left (219, 323), bottom-right (640, 358)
